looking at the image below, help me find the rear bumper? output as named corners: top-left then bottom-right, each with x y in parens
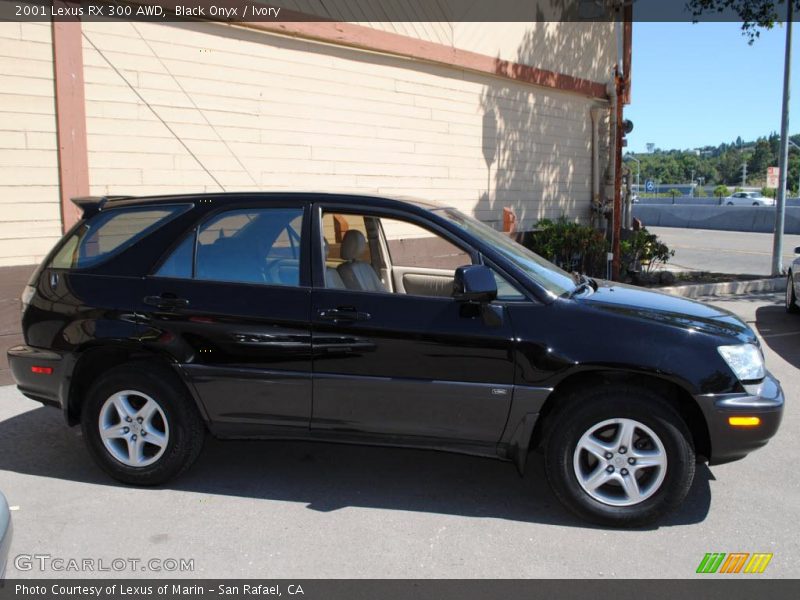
top-left (698, 372), bottom-right (784, 465)
top-left (7, 345), bottom-right (67, 411)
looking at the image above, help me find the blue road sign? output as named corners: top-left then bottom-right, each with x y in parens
top-left (645, 179), bottom-right (655, 193)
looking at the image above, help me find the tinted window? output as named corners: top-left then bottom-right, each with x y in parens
top-left (156, 235), bottom-right (194, 279)
top-left (51, 206), bottom-right (188, 269)
top-left (165, 208), bottom-right (304, 286)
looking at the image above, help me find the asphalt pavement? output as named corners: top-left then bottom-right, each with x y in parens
top-left (0, 293), bottom-right (798, 579)
top-left (650, 227), bottom-right (800, 276)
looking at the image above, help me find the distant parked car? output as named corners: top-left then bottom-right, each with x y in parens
top-left (787, 246), bottom-right (800, 314)
top-left (0, 491), bottom-right (11, 580)
top-left (722, 192), bottom-right (775, 207)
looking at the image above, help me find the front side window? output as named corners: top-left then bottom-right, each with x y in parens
top-left (155, 207), bottom-right (304, 287)
top-left (51, 206), bottom-right (187, 269)
top-left (437, 208), bottom-right (575, 297)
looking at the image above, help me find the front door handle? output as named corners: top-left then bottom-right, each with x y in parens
top-left (143, 295), bottom-right (190, 310)
top-left (317, 307), bottom-right (371, 323)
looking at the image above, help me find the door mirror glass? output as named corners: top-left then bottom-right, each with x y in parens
top-left (453, 265), bottom-right (497, 303)
top-left (795, 246), bottom-right (800, 254)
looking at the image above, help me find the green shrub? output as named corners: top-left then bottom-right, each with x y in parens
top-left (526, 217), bottom-right (608, 277)
top-left (713, 184), bottom-right (729, 198)
top-left (621, 228), bottom-right (675, 275)
top-left (525, 217), bottom-right (675, 280)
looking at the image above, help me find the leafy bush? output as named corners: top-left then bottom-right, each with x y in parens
top-left (694, 186), bottom-right (707, 197)
top-left (525, 217), bottom-right (675, 281)
top-left (621, 228), bottom-right (675, 274)
top-left (526, 217), bottom-right (609, 277)
top-left (761, 186), bottom-right (776, 198)
top-left (713, 184), bottom-right (729, 198)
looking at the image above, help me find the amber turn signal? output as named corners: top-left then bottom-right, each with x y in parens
top-left (728, 416), bottom-right (761, 427)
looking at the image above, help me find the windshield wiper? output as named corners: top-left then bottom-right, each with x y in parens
top-left (568, 273), bottom-right (596, 298)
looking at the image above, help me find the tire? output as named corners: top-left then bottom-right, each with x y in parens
top-left (81, 362), bottom-right (206, 485)
top-left (787, 272), bottom-right (800, 314)
top-left (726, 201), bottom-right (734, 206)
top-left (544, 384), bottom-right (695, 527)
top-left (753, 202), bottom-right (760, 206)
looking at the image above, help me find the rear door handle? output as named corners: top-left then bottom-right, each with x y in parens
top-left (143, 295), bottom-right (189, 310)
top-left (317, 307), bottom-right (371, 323)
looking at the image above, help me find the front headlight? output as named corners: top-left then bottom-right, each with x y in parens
top-left (717, 344), bottom-right (765, 381)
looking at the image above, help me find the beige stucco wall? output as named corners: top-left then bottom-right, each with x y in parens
top-left (81, 20), bottom-right (606, 230)
top-left (0, 17), bottom-right (612, 266)
top-left (0, 22), bottom-right (61, 267)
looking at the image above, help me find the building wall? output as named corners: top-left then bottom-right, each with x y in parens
top-left (81, 20), bottom-right (605, 226)
top-left (0, 22), bottom-right (62, 267)
top-left (0, 17), bottom-right (613, 266)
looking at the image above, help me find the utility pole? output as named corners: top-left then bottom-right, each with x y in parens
top-left (741, 161), bottom-right (748, 187)
top-left (772, 0), bottom-right (792, 276)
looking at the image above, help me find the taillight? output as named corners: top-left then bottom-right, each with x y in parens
top-left (21, 285), bottom-right (35, 312)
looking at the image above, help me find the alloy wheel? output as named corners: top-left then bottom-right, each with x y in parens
top-left (573, 418), bottom-right (667, 507)
top-left (98, 390), bottom-right (170, 468)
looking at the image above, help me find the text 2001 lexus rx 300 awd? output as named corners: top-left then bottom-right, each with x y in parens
top-left (8, 193), bottom-right (784, 527)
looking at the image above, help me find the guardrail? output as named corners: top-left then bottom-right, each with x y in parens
top-left (632, 204), bottom-right (800, 234)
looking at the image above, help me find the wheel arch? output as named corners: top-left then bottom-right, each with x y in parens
top-left (528, 369), bottom-right (711, 462)
top-left (65, 344), bottom-right (207, 426)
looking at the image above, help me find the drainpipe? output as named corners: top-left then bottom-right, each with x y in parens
top-left (590, 107), bottom-right (603, 230)
top-left (606, 79), bottom-right (619, 280)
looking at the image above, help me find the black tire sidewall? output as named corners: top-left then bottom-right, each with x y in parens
top-left (81, 364), bottom-right (204, 485)
top-left (545, 389), bottom-right (695, 527)
top-left (787, 274), bottom-right (799, 313)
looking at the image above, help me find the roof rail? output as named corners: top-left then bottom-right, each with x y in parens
top-left (71, 195), bottom-right (132, 218)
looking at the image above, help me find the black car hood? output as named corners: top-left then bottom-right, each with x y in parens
top-left (577, 282), bottom-right (756, 343)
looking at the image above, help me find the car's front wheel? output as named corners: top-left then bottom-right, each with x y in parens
top-left (787, 272), bottom-right (799, 314)
top-left (544, 384), bottom-right (695, 527)
top-left (81, 363), bottom-right (205, 485)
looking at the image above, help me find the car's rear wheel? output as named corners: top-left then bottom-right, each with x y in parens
top-left (81, 363), bottom-right (205, 485)
top-left (544, 384), bottom-right (695, 527)
top-left (726, 201), bottom-right (734, 205)
top-left (787, 272), bottom-right (799, 314)
top-left (753, 201), bottom-right (760, 206)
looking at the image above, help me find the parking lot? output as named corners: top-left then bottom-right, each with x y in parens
top-left (0, 291), bottom-right (798, 579)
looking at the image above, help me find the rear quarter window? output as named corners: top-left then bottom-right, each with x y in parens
top-left (50, 205), bottom-right (189, 269)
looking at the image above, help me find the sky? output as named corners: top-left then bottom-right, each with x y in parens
top-left (625, 21), bottom-right (800, 153)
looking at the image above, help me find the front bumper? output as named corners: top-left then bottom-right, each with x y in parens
top-left (698, 372), bottom-right (784, 465)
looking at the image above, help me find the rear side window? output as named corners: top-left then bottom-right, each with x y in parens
top-left (50, 206), bottom-right (188, 269)
top-left (155, 207), bottom-right (305, 287)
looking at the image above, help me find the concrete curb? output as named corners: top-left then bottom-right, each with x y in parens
top-left (660, 277), bottom-right (785, 299)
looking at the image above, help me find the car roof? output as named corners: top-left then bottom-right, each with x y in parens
top-left (82, 192), bottom-right (449, 216)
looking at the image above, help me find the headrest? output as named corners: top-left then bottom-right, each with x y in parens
top-left (323, 238), bottom-right (330, 258)
top-left (341, 230), bottom-right (366, 261)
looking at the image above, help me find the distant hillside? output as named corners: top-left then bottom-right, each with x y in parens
top-left (628, 133), bottom-right (800, 191)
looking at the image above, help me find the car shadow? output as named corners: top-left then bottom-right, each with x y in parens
top-left (0, 405), bottom-right (712, 529)
top-left (755, 305), bottom-right (800, 369)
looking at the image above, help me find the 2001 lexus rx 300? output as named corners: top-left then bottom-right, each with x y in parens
top-left (8, 193), bottom-right (784, 527)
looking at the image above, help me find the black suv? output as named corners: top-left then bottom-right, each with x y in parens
top-left (8, 193), bottom-right (784, 526)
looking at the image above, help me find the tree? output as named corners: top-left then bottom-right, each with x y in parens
top-left (714, 184), bottom-right (730, 199)
top-left (688, 0), bottom-right (800, 43)
top-left (749, 138), bottom-right (774, 179)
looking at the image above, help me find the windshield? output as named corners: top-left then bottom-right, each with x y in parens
top-left (436, 208), bottom-right (576, 297)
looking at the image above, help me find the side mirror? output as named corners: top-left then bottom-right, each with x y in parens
top-left (795, 246), bottom-right (800, 255)
top-left (453, 265), bottom-right (497, 303)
